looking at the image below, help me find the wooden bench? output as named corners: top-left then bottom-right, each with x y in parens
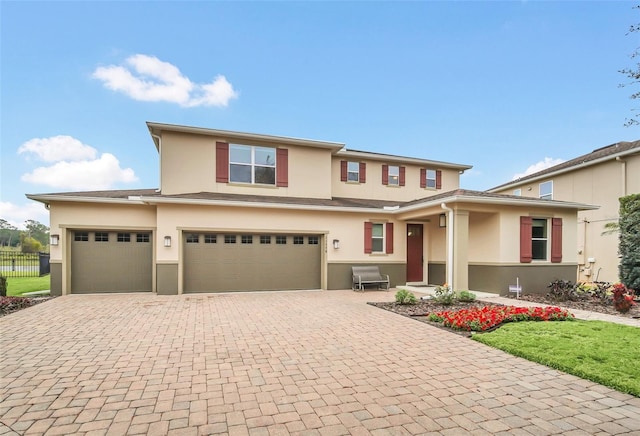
top-left (352, 266), bottom-right (390, 291)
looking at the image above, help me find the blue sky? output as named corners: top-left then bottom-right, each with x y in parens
top-left (1, 1), bottom-right (638, 228)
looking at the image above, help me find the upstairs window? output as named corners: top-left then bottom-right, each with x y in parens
top-left (217, 142), bottom-right (288, 187)
top-left (230, 145), bottom-right (276, 185)
top-left (539, 181), bottom-right (553, 200)
top-left (340, 161), bottom-right (366, 183)
top-left (382, 165), bottom-right (405, 186)
top-left (513, 189), bottom-right (522, 196)
top-left (420, 169), bottom-right (442, 189)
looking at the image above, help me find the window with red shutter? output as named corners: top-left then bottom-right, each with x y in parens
top-left (276, 148), bottom-right (288, 187)
top-left (386, 222), bottom-right (394, 254)
top-left (435, 170), bottom-right (442, 189)
top-left (382, 165), bottom-right (389, 185)
top-left (216, 142), bottom-right (229, 183)
top-left (340, 160), bottom-right (348, 182)
top-left (520, 216), bottom-right (532, 263)
top-left (364, 222), bottom-right (373, 254)
top-left (420, 168), bottom-right (427, 188)
top-left (399, 167), bottom-right (405, 186)
top-left (551, 218), bottom-right (562, 263)
top-left (359, 162), bottom-right (366, 183)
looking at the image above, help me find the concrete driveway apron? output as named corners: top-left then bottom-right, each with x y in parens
top-left (1, 290), bottom-right (639, 435)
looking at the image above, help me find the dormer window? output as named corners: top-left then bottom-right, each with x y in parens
top-left (229, 145), bottom-right (276, 185)
top-left (539, 181), bottom-right (553, 200)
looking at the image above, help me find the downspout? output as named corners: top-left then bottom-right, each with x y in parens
top-left (152, 134), bottom-right (162, 193)
top-left (441, 203), bottom-right (454, 289)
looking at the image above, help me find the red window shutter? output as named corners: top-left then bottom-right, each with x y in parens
top-left (276, 148), bottom-right (288, 187)
top-left (382, 164), bottom-right (389, 185)
top-left (520, 216), bottom-right (532, 263)
top-left (340, 160), bottom-right (347, 182)
top-left (364, 222), bottom-right (373, 254)
top-left (359, 162), bottom-right (366, 183)
top-left (551, 218), bottom-right (563, 263)
top-left (386, 222), bottom-right (394, 254)
top-left (436, 170), bottom-right (442, 189)
top-left (216, 142), bottom-right (229, 183)
top-left (420, 168), bottom-right (426, 188)
top-left (399, 166), bottom-right (406, 186)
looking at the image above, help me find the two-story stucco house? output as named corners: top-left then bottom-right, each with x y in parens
top-left (28, 122), bottom-right (596, 296)
top-left (489, 140), bottom-right (640, 285)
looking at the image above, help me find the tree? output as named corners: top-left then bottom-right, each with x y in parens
top-left (620, 5), bottom-right (640, 126)
top-left (24, 220), bottom-right (49, 247)
top-left (19, 234), bottom-right (43, 253)
top-left (0, 219), bottom-right (19, 247)
top-left (618, 193), bottom-right (640, 291)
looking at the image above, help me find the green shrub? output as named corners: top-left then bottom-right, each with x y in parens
top-left (547, 279), bottom-right (577, 302)
top-left (395, 289), bottom-right (417, 305)
top-left (433, 285), bottom-right (456, 305)
top-left (457, 290), bottom-right (476, 302)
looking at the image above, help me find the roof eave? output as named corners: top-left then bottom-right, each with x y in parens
top-left (146, 121), bottom-right (345, 151)
top-left (488, 147), bottom-right (640, 192)
top-left (336, 149), bottom-right (472, 170)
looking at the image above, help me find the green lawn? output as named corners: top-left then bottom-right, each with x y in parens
top-left (4, 276), bottom-right (50, 296)
top-left (473, 320), bottom-right (640, 397)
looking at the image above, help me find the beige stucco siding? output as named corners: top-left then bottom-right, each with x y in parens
top-left (330, 159), bottom-right (460, 202)
top-left (157, 203), bottom-right (405, 263)
top-left (160, 131), bottom-right (333, 199)
top-left (495, 155), bottom-right (639, 283)
top-left (49, 202), bottom-right (157, 263)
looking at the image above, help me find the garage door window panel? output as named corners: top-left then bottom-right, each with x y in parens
top-left (75, 232), bottom-right (89, 242)
top-left (308, 236), bottom-right (319, 245)
top-left (95, 232), bottom-right (108, 242)
top-left (186, 234), bottom-right (200, 243)
top-left (204, 234), bottom-right (217, 243)
top-left (117, 233), bottom-right (131, 242)
top-left (225, 235), bottom-right (237, 244)
top-left (276, 236), bottom-right (287, 245)
top-left (242, 235), bottom-right (253, 244)
top-left (136, 233), bottom-right (150, 243)
top-left (260, 235), bottom-right (271, 244)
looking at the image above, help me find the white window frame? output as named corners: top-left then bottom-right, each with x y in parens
top-left (513, 188), bottom-right (521, 196)
top-left (371, 223), bottom-right (385, 253)
top-left (229, 144), bottom-right (276, 185)
top-left (425, 169), bottom-right (436, 189)
top-left (539, 181), bottom-right (553, 200)
top-left (531, 218), bottom-right (548, 261)
top-left (347, 161), bottom-right (360, 182)
top-left (388, 165), bottom-right (400, 186)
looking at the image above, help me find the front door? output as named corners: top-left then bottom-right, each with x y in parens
top-left (406, 224), bottom-right (423, 282)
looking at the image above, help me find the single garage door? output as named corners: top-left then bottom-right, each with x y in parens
top-left (184, 233), bottom-right (321, 292)
top-left (71, 230), bottom-right (152, 293)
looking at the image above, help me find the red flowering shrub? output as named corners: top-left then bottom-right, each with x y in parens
top-left (427, 305), bottom-right (575, 332)
top-left (610, 283), bottom-right (636, 313)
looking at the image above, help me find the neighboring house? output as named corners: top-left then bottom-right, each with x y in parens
top-left (489, 140), bottom-right (640, 285)
top-left (28, 122), bottom-right (595, 296)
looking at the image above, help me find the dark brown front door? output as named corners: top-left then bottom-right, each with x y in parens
top-left (406, 224), bottom-right (423, 282)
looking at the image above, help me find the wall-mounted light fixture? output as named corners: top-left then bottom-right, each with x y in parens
top-left (164, 236), bottom-right (172, 247)
top-left (333, 239), bottom-right (340, 249)
top-left (50, 234), bottom-right (59, 246)
top-left (439, 214), bottom-right (447, 228)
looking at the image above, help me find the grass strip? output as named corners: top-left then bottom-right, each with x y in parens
top-left (5, 276), bottom-right (50, 296)
top-left (473, 320), bottom-right (640, 397)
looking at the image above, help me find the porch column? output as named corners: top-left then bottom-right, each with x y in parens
top-left (453, 210), bottom-right (469, 291)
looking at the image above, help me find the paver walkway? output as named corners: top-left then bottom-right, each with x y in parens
top-left (1, 290), bottom-right (639, 435)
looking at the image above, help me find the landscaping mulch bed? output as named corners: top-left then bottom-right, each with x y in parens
top-left (515, 294), bottom-right (640, 319)
top-left (0, 296), bottom-right (56, 318)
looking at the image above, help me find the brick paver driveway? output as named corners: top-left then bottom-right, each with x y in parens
top-left (1, 290), bottom-right (639, 435)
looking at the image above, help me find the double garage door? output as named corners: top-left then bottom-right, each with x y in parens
top-left (184, 233), bottom-right (322, 292)
top-left (71, 230), bottom-right (152, 294)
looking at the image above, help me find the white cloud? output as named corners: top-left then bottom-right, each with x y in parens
top-left (21, 153), bottom-right (137, 190)
top-left (512, 157), bottom-right (565, 180)
top-left (17, 135), bottom-right (97, 162)
top-left (93, 54), bottom-right (238, 107)
top-left (0, 202), bottom-right (49, 229)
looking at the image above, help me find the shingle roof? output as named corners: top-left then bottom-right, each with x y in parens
top-left (488, 140), bottom-right (640, 192)
top-left (27, 188), bottom-right (595, 212)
